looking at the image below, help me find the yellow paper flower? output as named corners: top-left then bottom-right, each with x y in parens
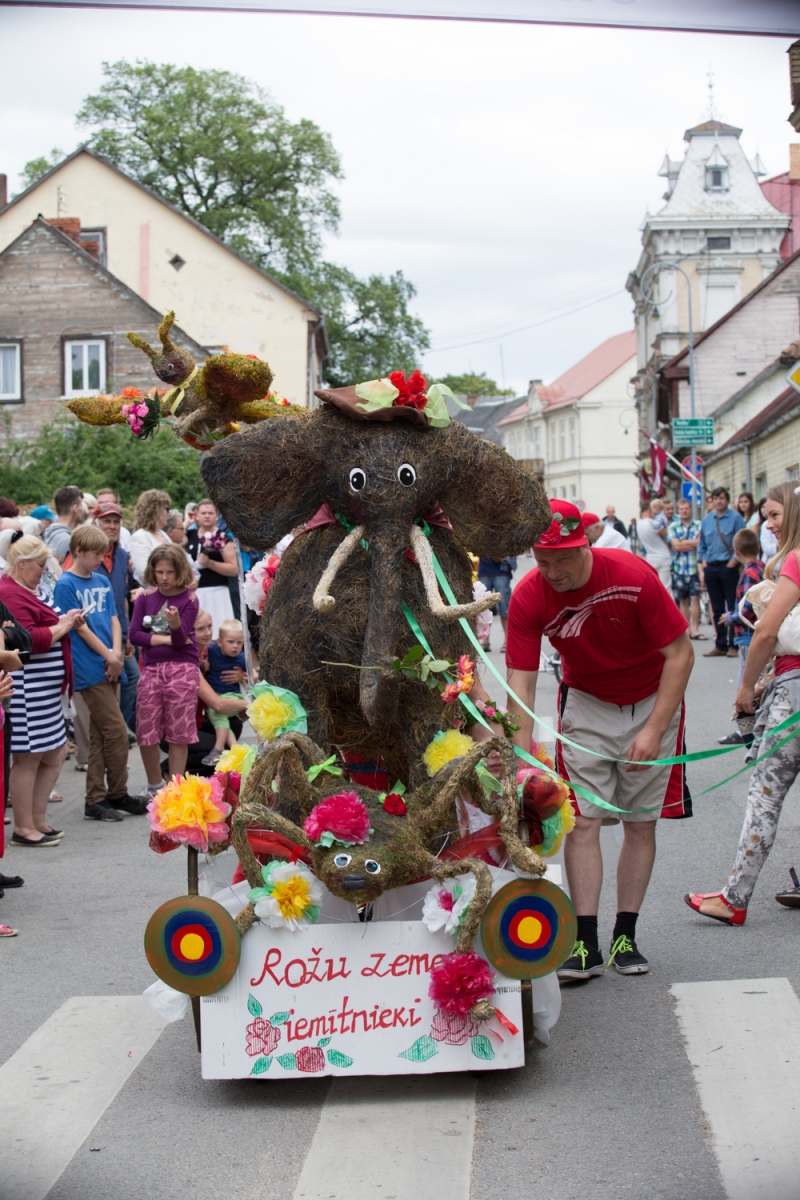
top-left (215, 743), bottom-right (255, 774)
top-left (272, 875), bottom-right (314, 920)
top-left (423, 729), bottom-right (475, 777)
top-left (247, 683), bottom-right (307, 742)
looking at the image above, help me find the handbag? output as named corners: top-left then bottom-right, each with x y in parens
top-left (740, 576), bottom-right (800, 656)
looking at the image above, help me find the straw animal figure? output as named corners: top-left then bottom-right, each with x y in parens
top-left (233, 732), bottom-right (544, 1020)
top-left (202, 390), bottom-right (550, 787)
top-left (66, 311), bottom-right (304, 448)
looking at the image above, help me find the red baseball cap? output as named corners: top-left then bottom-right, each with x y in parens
top-left (532, 500), bottom-right (588, 550)
top-left (581, 512), bottom-right (600, 529)
top-left (94, 502), bottom-right (123, 518)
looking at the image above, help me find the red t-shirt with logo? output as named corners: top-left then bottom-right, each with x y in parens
top-left (506, 548), bottom-right (688, 705)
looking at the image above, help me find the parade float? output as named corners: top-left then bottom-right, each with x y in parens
top-left (70, 314), bottom-right (578, 1078)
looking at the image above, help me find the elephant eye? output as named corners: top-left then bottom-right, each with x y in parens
top-left (364, 859), bottom-right (381, 875)
top-left (397, 463), bottom-right (416, 487)
top-left (349, 468), bottom-right (367, 492)
top-left (333, 853), bottom-right (352, 869)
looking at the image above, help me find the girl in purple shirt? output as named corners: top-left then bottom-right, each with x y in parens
top-left (129, 545), bottom-right (200, 798)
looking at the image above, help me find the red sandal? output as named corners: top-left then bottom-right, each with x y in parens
top-left (684, 891), bottom-right (747, 926)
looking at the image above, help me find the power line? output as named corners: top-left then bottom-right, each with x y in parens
top-left (429, 288), bottom-right (626, 353)
top-left (429, 272), bottom-right (623, 346)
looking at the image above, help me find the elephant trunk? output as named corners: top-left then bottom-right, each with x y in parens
top-left (359, 531), bottom-right (408, 729)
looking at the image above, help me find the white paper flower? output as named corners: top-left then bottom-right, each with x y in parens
top-left (421, 874), bottom-right (477, 936)
top-left (473, 581), bottom-right (493, 640)
top-left (249, 860), bottom-right (324, 931)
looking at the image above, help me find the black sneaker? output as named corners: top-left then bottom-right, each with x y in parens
top-left (557, 940), bottom-right (604, 981)
top-left (84, 800), bottom-right (124, 822)
top-left (608, 934), bottom-right (649, 975)
top-left (108, 794), bottom-right (149, 815)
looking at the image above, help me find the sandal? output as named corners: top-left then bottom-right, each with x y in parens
top-left (0, 924), bottom-right (19, 937)
top-left (684, 891), bottom-right (746, 926)
top-left (689, 633), bottom-right (708, 640)
top-left (49, 790), bottom-right (63, 802)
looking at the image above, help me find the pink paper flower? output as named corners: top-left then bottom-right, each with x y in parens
top-left (428, 950), bottom-right (495, 1016)
top-left (430, 1009), bottom-right (479, 1045)
top-left (245, 1017), bottom-right (281, 1057)
top-left (304, 792), bottom-right (372, 846)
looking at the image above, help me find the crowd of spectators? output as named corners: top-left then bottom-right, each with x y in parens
top-left (0, 485), bottom-right (258, 937)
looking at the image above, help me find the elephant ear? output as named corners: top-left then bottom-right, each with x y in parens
top-left (200, 414), bottom-right (326, 550)
top-left (435, 421), bottom-right (552, 557)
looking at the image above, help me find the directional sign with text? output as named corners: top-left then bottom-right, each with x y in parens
top-left (673, 418), bottom-right (714, 446)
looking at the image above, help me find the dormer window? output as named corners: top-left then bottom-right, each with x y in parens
top-left (704, 142), bottom-right (730, 192)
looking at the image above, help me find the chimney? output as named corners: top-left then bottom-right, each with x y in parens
top-left (48, 217), bottom-right (81, 242)
top-left (791, 144), bottom-right (800, 181)
top-left (0, 175), bottom-right (6, 209)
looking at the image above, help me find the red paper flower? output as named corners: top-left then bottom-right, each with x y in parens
top-left (296, 1046), bottom-right (326, 1072)
top-left (389, 370), bottom-right (428, 410)
top-left (304, 792), bottom-right (372, 845)
top-left (430, 1009), bottom-right (479, 1046)
top-left (428, 949), bottom-right (495, 1016)
top-left (382, 792), bottom-right (408, 815)
top-left (245, 1017), bottom-right (281, 1057)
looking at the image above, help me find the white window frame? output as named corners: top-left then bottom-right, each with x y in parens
top-left (64, 339), bottom-right (106, 397)
top-left (558, 419), bottom-right (566, 460)
top-left (568, 415), bottom-right (577, 458)
top-left (0, 342), bottom-right (22, 402)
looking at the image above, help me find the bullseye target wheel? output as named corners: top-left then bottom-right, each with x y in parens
top-left (144, 896), bottom-right (240, 995)
top-left (480, 878), bottom-right (576, 979)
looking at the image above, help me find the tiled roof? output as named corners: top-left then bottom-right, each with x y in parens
top-left (498, 330), bottom-right (636, 426)
top-left (451, 394), bottom-right (524, 444)
top-left (706, 386), bottom-right (800, 460)
top-left (684, 120), bottom-right (743, 140)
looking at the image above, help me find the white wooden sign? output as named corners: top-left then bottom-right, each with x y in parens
top-left (201, 921), bottom-right (524, 1079)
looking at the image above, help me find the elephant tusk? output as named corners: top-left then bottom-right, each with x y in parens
top-left (312, 524), bottom-right (366, 612)
top-left (409, 524), bottom-right (500, 621)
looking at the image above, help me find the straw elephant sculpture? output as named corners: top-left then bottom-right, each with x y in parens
top-left (201, 386), bottom-right (550, 786)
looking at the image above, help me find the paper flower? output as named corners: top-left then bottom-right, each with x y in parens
top-left (243, 554), bottom-right (281, 616)
top-left (430, 1010), bottom-right (478, 1046)
top-left (539, 800), bottom-right (576, 857)
top-left (121, 397), bottom-right (149, 436)
top-left (214, 743), bottom-right (257, 794)
top-left (304, 792), bottom-right (372, 847)
top-left (247, 683), bottom-right (307, 742)
top-left (423, 729), bottom-right (474, 777)
top-left (537, 511), bottom-right (581, 547)
top-left (146, 773), bottom-right (231, 852)
top-left (388, 369), bottom-right (429, 410)
top-left (246, 1017), bottom-right (281, 1057)
top-left (428, 950), bottom-right (495, 1016)
top-left (382, 792), bottom-right (408, 815)
top-left (248, 860), bottom-right (323, 930)
top-left (421, 875), bottom-right (477, 936)
top-left (441, 655), bottom-right (475, 705)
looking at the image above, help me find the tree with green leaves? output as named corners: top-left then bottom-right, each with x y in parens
top-left (0, 417), bottom-right (203, 510)
top-left (67, 60), bottom-right (431, 382)
top-left (76, 60), bottom-right (341, 275)
top-left (18, 148), bottom-right (65, 194)
top-left (286, 263), bottom-right (430, 387)
top-left (434, 372), bottom-right (515, 397)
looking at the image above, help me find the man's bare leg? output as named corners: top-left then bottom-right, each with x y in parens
top-left (616, 820), bottom-right (657, 911)
top-left (563, 814), bottom-right (603, 912)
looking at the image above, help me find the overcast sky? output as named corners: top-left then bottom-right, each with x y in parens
top-left (0, 9), bottom-right (795, 393)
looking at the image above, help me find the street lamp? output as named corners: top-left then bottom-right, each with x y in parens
top-left (638, 260), bottom-right (699, 519)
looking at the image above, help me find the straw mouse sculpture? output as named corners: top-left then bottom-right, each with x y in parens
top-left (232, 732), bottom-right (545, 1019)
top-left (201, 377), bottom-right (550, 787)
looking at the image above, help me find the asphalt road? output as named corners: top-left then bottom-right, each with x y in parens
top-left (3, 555), bottom-right (800, 1200)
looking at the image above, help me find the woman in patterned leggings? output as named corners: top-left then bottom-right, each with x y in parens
top-left (686, 481), bottom-right (800, 924)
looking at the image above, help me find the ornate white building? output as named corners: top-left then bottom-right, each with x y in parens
top-left (626, 120), bottom-right (790, 382)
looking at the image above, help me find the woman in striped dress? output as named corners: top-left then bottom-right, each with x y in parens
top-left (0, 537), bottom-right (84, 847)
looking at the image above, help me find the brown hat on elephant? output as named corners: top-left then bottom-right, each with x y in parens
top-left (315, 370), bottom-right (467, 431)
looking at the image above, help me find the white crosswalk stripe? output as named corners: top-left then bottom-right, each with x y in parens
top-left (0, 996), bottom-right (166, 1200)
top-left (671, 976), bottom-right (800, 1200)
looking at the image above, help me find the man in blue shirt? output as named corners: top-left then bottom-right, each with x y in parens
top-left (54, 526), bottom-right (146, 821)
top-left (697, 486), bottom-right (745, 657)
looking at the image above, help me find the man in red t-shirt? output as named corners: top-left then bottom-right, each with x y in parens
top-left (506, 500), bottom-right (693, 980)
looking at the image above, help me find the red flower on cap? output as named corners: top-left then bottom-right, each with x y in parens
top-left (537, 518), bottom-right (565, 548)
top-left (389, 370), bottom-right (428, 411)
